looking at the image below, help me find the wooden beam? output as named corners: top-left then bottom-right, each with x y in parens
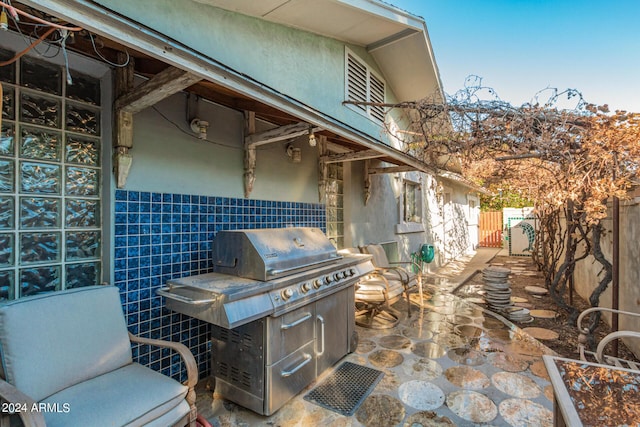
top-left (368, 165), bottom-right (418, 174)
top-left (245, 122), bottom-right (321, 148)
top-left (364, 159), bottom-right (371, 205)
top-left (318, 135), bottom-right (328, 203)
top-left (320, 149), bottom-right (387, 164)
top-left (113, 52), bottom-right (135, 189)
top-left (115, 66), bottom-right (202, 114)
top-left (244, 111), bottom-right (256, 198)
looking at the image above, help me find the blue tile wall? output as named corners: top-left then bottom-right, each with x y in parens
top-left (113, 190), bottom-right (326, 381)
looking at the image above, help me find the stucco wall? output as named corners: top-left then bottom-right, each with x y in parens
top-left (347, 161), bottom-right (475, 267)
top-left (573, 198), bottom-right (640, 357)
top-left (94, 0), bottom-right (393, 144)
top-left (125, 90), bottom-right (319, 203)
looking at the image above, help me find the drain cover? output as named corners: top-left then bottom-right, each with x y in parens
top-left (304, 361), bottom-right (384, 416)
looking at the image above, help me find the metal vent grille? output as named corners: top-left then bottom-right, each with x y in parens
top-left (210, 321), bottom-right (264, 395)
top-left (304, 362), bottom-right (384, 416)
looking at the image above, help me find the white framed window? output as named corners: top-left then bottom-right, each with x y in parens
top-left (395, 178), bottom-right (424, 234)
top-left (404, 180), bottom-right (422, 222)
top-left (345, 49), bottom-right (385, 123)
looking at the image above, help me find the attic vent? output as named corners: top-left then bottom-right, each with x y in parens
top-left (345, 49), bottom-right (386, 123)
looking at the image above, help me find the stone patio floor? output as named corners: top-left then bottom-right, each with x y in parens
top-left (196, 248), bottom-right (557, 426)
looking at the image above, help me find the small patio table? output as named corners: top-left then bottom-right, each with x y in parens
top-left (542, 355), bottom-right (640, 427)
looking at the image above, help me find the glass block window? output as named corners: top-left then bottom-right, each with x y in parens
top-left (325, 163), bottom-right (344, 249)
top-left (0, 51), bottom-right (102, 302)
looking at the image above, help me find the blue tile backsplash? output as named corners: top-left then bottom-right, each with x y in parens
top-left (113, 190), bottom-right (326, 381)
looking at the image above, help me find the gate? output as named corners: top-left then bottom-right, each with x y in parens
top-left (479, 211), bottom-right (503, 248)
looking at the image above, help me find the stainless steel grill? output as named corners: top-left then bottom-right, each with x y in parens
top-left (158, 227), bottom-right (373, 415)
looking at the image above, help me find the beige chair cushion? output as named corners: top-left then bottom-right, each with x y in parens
top-left (42, 363), bottom-right (189, 427)
top-left (0, 286), bottom-right (132, 401)
top-left (355, 276), bottom-right (404, 302)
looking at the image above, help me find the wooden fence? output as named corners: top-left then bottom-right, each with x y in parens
top-left (479, 211), bottom-right (503, 248)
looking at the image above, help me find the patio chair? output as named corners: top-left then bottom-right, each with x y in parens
top-left (339, 248), bottom-right (404, 329)
top-left (360, 244), bottom-right (423, 317)
top-left (0, 285), bottom-right (198, 427)
top-left (577, 306), bottom-right (640, 370)
top-left (354, 272), bottom-right (405, 329)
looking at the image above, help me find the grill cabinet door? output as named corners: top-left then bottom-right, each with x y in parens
top-left (315, 286), bottom-right (352, 375)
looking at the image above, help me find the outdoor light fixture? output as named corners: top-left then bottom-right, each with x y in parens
top-left (190, 118), bottom-right (209, 140)
top-left (286, 144), bottom-right (302, 163)
top-left (308, 125), bottom-right (316, 147)
top-left (187, 94), bottom-right (210, 140)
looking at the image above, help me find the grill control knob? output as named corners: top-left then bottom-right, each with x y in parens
top-left (313, 279), bottom-right (323, 289)
top-left (300, 282), bottom-right (311, 293)
top-left (349, 268), bottom-right (356, 277)
top-left (325, 275), bottom-right (333, 285)
top-left (281, 288), bottom-right (294, 300)
top-left (334, 273), bottom-right (341, 281)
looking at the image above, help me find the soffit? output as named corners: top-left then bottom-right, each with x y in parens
top-left (192, 0), bottom-right (443, 102)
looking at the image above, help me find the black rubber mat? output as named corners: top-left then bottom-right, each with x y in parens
top-left (304, 361), bottom-right (384, 416)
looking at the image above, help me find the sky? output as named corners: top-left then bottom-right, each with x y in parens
top-left (388, 0), bottom-right (640, 113)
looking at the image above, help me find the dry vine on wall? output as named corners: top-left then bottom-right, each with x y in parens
top-left (348, 75), bottom-right (640, 336)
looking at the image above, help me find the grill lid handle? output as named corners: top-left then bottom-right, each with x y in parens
top-left (267, 255), bottom-right (342, 276)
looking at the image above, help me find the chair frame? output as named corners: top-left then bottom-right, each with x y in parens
top-left (354, 271), bottom-right (403, 329)
top-left (577, 306), bottom-right (640, 370)
top-left (361, 244), bottom-right (424, 318)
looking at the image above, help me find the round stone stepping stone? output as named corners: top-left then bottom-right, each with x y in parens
top-left (356, 394), bottom-right (405, 427)
top-left (525, 285), bottom-right (548, 295)
top-left (412, 342), bottom-right (446, 359)
top-left (514, 302), bottom-right (534, 309)
top-left (492, 372), bottom-right (541, 398)
top-left (379, 334), bottom-right (412, 350)
top-left (488, 352), bottom-right (529, 372)
top-left (511, 296), bottom-right (528, 303)
top-left (484, 266), bottom-right (511, 275)
top-left (375, 369), bottom-right (400, 393)
top-left (432, 305), bottom-right (456, 315)
top-left (399, 381), bottom-right (445, 410)
top-left (544, 384), bottom-right (554, 401)
top-left (403, 358), bottom-right (443, 380)
top-left (530, 309), bottom-right (558, 319)
top-left (451, 315), bottom-right (474, 324)
top-left (424, 311), bottom-right (447, 322)
top-left (423, 321), bottom-right (455, 335)
top-left (446, 390), bottom-right (497, 423)
top-left (402, 411), bottom-right (455, 426)
top-left (444, 366), bottom-right (490, 389)
top-left (368, 349), bottom-right (404, 368)
top-left (356, 338), bottom-right (377, 354)
top-left (530, 360), bottom-right (551, 380)
top-left (480, 316), bottom-right (508, 329)
top-left (432, 293), bottom-right (456, 302)
top-left (522, 326), bottom-right (559, 340)
top-left (447, 347), bottom-right (485, 366)
top-left (433, 332), bottom-right (467, 348)
top-left (499, 398), bottom-right (553, 427)
top-left (402, 326), bottom-right (434, 341)
top-left (454, 324), bottom-right (485, 338)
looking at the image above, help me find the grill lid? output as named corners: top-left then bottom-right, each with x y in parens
top-left (212, 227), bottom-right (340, 281)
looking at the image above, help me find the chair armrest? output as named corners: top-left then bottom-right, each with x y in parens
top-left (595, 330), bottom-right (640, 367)
top-left (128, 333), bottom-right (199, 407)
top-left (577, 307), bottom-right (640, 333)
top-left (0, 379), bottom-right (46, 427)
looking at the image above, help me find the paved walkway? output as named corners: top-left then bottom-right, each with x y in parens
top-left (424, 247), bottom-right (503, 292)
top-left (196, 248), bottom-right (555, 426)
